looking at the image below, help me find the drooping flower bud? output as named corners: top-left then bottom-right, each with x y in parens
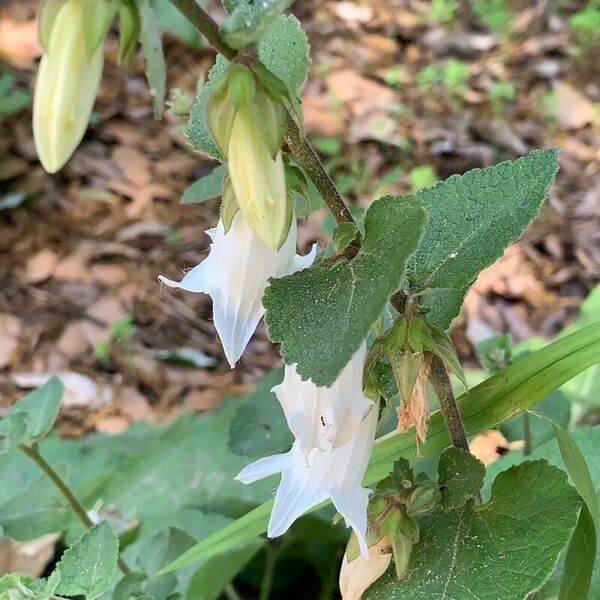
top-left (339, 536), bottom-right (392, 600)
top-left (33, 0), bottom-right (105, 173)
top-left (206, 64), bottom-right (290, 250)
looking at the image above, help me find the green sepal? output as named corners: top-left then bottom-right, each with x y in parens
top-left (392, 532), bottom-right (413, 580)
top-left (379, 507), bottom-right (403, 540)
top-left (253, 85), bottom-right (286, 158)
top-left (206, 79), bottom-right (240, 157)
top-left (38, 0), bottom-right (68, 53)
top-left (220, 176), bottom-right (239, 233)
top-left (118, 0), bottom-right (140, 66)
top-left (387, 350), bottom-right (423, 406)
top-left (82, 0), bottom-right (116, 59)
top-left (284, 161), bottom-right (309, 198)
top-left (428, 324), bottom-right (467, 390)
top-left (253, 61), bottom-right (303, 131)
top-left (226, 64), bottom-right (256, 105)
top-left (345, 527), bottom-right (386, 563)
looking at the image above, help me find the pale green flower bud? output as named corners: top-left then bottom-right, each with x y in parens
top-left (227, 102), bottom-right (291, 249)
top-left (33, 0), bottom-right (104, 173)
top-left (207, 64), bottom-right (290, 249)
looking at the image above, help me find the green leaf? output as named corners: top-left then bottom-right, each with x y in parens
top-left (160, 321), bottom-right (600, 572)
top-left (366, 461), bottom-right (580, 599)
top-left (264, 196), bottom-right (425, 385)
top-left (0, 471), bottom-right (71, 540)
top-left (486, 426), bottom-right (600, 598)
top-left (185, 539), bottom-right (263, 600)
top-left (187, 15), bottom-right (309, 158)
top-left (228, 369), bottom-right (291, 460)
top-left (437, 447), bottom-right (485, 509)
top-left (0, 376), bottom-right (64, 452)
top-left (55, 522), bottom-right (119, 600)
top-left (256, 15), bottom-right (310, 97)
top-left (0, 572), bottom-right (60, 600)
top-left (220, 0), bottom-right (294, 49)
top-left (552, 424), bottom-right (598, 599)
top-left (180, 164), bottom-right (227, 204)
top-left (406, 149), bottom-right (559, 328)
top-left (138, 0), bottom-right (166, 119)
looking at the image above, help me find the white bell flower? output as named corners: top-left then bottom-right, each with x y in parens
top-left (273, 343), bottom-right (373, 456)
top-left (236, 398), bottom-right (378, 557)
top-left (159, 211), bottom-right (315, 367)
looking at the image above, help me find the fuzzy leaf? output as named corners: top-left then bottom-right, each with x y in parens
top-left (0, 377), bottom-right (64, 453)
top-left (438, 447), bottom-right (485, 510)
top-left (228, 369), bottom-right (292, 460)
top-left (138, 0), bottom-right (166, 119)
top-left (406, 149), bottom-right (559, 328)
top-left (367, 461), bottom-right (580, 599)
top-left (220, 0), bottom-right (294, 48)
top-left (265, 196), bottom-right (425, 385)
top-left (55, 522), bottom-right (118, 599)
top-left (181, 164), bottom-right (227, 204)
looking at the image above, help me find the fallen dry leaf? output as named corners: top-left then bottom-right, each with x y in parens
top-left (0, 534), bottom-right (60, 577)
top-left (553, 81), bottom-right (597, 130)
top-left (26, 248), bottom-right (59, 284)
top-left (0, 313), bottom-right (23, 369)
top-left (0, 19), bottom-right (42, 67)
top-left (11, 371), bottom-right (113, 408)
top-left (470, 430), bottom-right (524, 465)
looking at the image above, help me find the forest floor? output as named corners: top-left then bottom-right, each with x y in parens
top-left (0, 0), bottom-right (599, 436)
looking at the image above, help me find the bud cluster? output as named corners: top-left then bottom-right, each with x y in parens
top-left (366, 311), bottom-right (467, 450)
top-left (339, 458), bottom-right (440, 599)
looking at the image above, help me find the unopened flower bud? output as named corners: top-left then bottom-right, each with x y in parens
top-left (33, 0), bottom-right (104, 173)
top-left (406, 481), bottom-right (440, 516)
top-left (339, 536), bottom-right (392, 600)
top-left (207, 65), bottom-right (290, 249)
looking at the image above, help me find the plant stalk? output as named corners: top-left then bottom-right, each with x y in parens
top-left (19, 444), bottom-right (130, 574)
top-left (429, 357), bottom-right (470, 452)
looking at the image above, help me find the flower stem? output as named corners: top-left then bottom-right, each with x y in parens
top-left (165, 0), bottom-right (358, 234)
top-left (284, 115), bottom-right (358, 229)
top-left (429, 357), bottom-right (470, 452)
top-left (19, 444), bottom-right (130, 574)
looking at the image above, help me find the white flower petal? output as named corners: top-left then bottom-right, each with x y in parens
top-left (159, 212), bottom-right (315, 367)
top-left (272, 343), bottom-right (373, 456)
top-left (237, 401), bottom-right (378, 556)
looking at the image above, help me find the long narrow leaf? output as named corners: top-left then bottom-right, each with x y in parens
top-left (161, 321), bottom-right (600, 574)
top-left (553, 424), bottom-right (598, 600)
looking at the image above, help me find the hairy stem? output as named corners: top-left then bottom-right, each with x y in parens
top-left (19, 444), bottom-right (130, 574)
top-left (523, 412), bottom-right (533, 455)
top-left (429, 357), bottom-right (470, 452)
top-left (165, 0), bottom-right (358, 233)
top-left (284, 116), bottom-right (357, 228)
